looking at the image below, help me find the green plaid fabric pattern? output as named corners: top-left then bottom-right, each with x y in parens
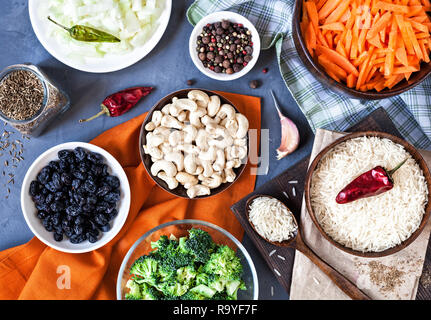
top-left (187, 0), bottom-right (431, 149)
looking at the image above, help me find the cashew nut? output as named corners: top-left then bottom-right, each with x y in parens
top-left (158, 172), bottom-right (179, 190)
top-left (161, 115), bottom-right (184, 130)
top-left (143, 145), bottom-right (163, 160)
top-left (151, 160), bottom-right (177, 177)
top-left (212, 149), bottom-right (225, 172)
top-left (176, 172), bottom-right (199, 189)
top-left (164, 151), bottom-right (184, 172)
top-left (201, 174), bottom-right (223, 189)
top-left (187, 90), bottom-right (210, 108)
top-left (187, 184), bottom-right (211, 199)
top-left (196, 128), bottom-right (210, 151)
top-left (224, 168), bottom-right (236, 183)
top-left (189, 107), bottom-right (207, 128)
top-left (207, 95), bottom-right (221, 117)
top-left (146, 132), bottom-right (165, 147)
top-left (170, 98), bottom-right (198, 116)
top-left (215, 104), bottom-right (236, 122)
top-left (235, 113), bottom-right (249, 139)
top-left (200, 146), bottom-right (217, 162)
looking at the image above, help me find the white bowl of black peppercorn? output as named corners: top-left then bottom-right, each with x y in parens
top-left (21, 142), bottom-right (131, 253)
top-left (189, 11), bottom-right (261, 81)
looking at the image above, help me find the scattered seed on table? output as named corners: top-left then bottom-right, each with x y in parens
top-left (288, 180), bottom-right (298, 184)
top-left (274, 268), bottom-right (281, 277)
top-left (269, 249), bottom-right (276, 257)
top-left (292, 186), bottom-right (296, 197)
top-left (271, 286), bottom-right (274, 296)
top-left (282, 191), bottom-right (289, 199)
top-left (277, 255), bottom-right (286, 261)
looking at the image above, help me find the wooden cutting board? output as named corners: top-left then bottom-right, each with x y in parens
top-left (231, 107), bottom-right (431, 300)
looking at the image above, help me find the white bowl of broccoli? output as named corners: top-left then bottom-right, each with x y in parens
top-left (116, 219), bottom-right (258, 300)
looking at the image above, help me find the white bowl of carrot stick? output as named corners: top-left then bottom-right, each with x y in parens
top-left (292, 0), bottom-right (431, 99)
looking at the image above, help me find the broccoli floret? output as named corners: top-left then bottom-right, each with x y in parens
top-left (195, 272), bottom-right (210, 286)
top-left (151, 236), bottom-right (194, 272)
top-left (183, 228), bottom-right (216, 263)
top-left (176, 265), bottom-right (197, 286)
top-left (157, 281), bottom-right (189, 297)
top-left (207, 275), bottom-right (226, 293)
top-left (203, 245), bottom-right (244, 281)
top-left (129, 256), bottom-right (159, 286)
top-left (211, 292), bottom-right (234, 300)
top-left (190, 284), bottom-right (216, 298)
top-left (141, 282), bottom-right (161, 300)
top-left (125, 279), bottom-right (142, 300)
top-left (226, 280), bottom-right (246, 299)
top-left (180, 291), bottom-right (207, 300)
top-left (150, 235), bottom-right (170, 250)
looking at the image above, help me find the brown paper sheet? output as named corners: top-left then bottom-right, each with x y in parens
top-left (290, 129), bottom-right (431, 300)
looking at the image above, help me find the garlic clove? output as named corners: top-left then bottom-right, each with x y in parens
top-left (270, 90), bottom-right (300, 160)
top-left (276, 114), bottom-right (300, 160)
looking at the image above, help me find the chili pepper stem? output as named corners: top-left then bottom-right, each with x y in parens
top-left (79, 105), bottom-right (110, 123)
top-left (387, 158), bottom-right (408, 176)
top-left (47, 16), bottom-right (70, 32)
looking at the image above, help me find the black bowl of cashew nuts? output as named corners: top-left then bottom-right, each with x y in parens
top-left (139, 88), bottom-right (250, 199)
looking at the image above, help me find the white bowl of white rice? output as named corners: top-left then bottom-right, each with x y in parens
top-left (305, 132), bottom-right (431, 257)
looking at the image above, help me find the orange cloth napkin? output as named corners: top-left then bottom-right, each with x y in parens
top-left (0, 91), bottom-right (260, 300)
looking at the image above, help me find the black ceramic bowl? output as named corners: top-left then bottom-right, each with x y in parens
top-left (139, 89), bottom-right (249, 199)
top-left (292, 0), bottom-right (431, 100)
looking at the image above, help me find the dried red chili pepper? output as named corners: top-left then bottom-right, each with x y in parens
top-left (79, 86), bottom-right (153, 123)
top-left (335, 159), bottom-right (407, 204)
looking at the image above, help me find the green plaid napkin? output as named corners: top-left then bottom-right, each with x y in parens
top-left (187, 0), bottom-right (431, 150)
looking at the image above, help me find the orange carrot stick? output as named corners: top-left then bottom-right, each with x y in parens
top-left (316, 45), bottom-right (360, 76)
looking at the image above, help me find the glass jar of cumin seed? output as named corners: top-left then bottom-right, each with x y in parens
top-left (0, 63), bottom-right (70, 136)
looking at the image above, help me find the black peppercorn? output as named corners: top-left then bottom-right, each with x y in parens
top-left (222, 60), bottom-right (231, 68)
top-left (221, 20), bottom-right (230, 29)
top-left (249, 80), bottom-right (260, 89)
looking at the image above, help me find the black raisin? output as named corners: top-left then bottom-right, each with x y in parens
top-left (61, 172), bottom-right (72, 185)
top-left (58, 150), bottom-right (72, 160)
top-left (84, 179), bottom-right (97, 194)
top-left (99, 224), bottom-right (111, 232)
top-left (53, 232), bottom-right (63, 242)
top-left (105, 175), bottom-right (120, 189)
top-left (96, 185), bottom-right (111, 197)
top-left (37, 167), bottom-right (51, 184)
top-left (50, 201), bottom-right (64, 212)
top-left (66, 205), bottom-right (80, 217)
top-left (104, 192), bottom-right (120, 203)
top-left (37, 211), bottom-right (48, 219)
top-left (29, 180), bottom-right (41, 197)
top-left (74, 147), bottom-right (87, 161)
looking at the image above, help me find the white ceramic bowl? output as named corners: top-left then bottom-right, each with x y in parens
top-left (28, 0), bottom-right (172, 73)
top-left (21, 142), bottom-right (131, 253)
top-left (189, 11), bottom-right (261, 81)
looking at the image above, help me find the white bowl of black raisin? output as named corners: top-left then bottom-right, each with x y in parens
top-left (21, 142), bottom-right (131, 253)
